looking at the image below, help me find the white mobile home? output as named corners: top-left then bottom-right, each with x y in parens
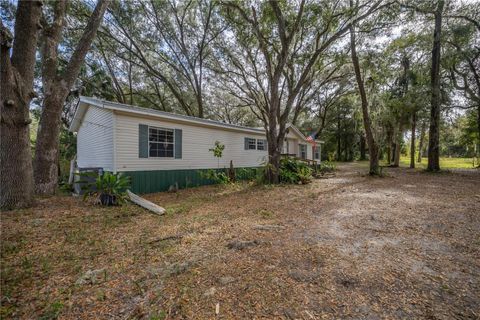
top-left (69, 96), bottom-right (322, 193)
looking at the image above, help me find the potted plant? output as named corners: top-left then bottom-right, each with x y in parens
top-left (83, 172), bottom-right (130, 206)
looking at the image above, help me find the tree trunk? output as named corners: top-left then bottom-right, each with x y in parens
top-left (337, 117), bottom-right (342, 161)
top-left (417, 120), bottom-right (426, 163)
top-left (267, 151), bottom-right (281, 183)
top-left (0, 116), bottom-right (35, 209)
top-left (427, 0), bottom-right (444, 172)
top-left (33, 93), bottom-right (66, 194)
top-left (0, 1), bottom-right (43, 210)
top-left (34, 0), bottom-right (110, 195)
top-left (393, 124), bottom-right (403, 167)
top-left (359, 134), bottom-right (366, 160)
top-left (344, 136), bottom-right (348, 161)
top-left (337, 141), bottom-right (341, 161)
top-left (350, 25), bottom-right (379, 175)
top-left (477, 104), bottom-right (480, 166)
top-left (391, 142), bottom-right (396, 164)
top-left (266, 128), bottom-right (282, 184)
top-left (393, 131), bottom-right (401, 167)
top-left (410, 112), bottom-right (416, 168)
top-left (385, 127), bottom-right (392, 165)
top-left (391, 125), bottom-right (400, 166)
top-left (386, 141), bottom-right (391, 165)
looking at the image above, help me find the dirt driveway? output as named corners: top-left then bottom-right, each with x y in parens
top-left (1, 163), bottom-right (479, 319)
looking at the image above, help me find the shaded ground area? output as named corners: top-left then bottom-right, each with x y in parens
top-left (1, 163), bottom-right (479, 319)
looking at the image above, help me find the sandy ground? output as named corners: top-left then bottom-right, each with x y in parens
top-left (1, 163), bottom-right (479, 319)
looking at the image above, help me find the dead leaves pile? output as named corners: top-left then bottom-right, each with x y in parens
top-left (1, 164), bottom-right (479, 319)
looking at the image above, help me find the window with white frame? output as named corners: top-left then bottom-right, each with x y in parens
top-left (299, 144), bottom-right (307, 159)
top-left (257, 139), bottom-right (267, 150)
top-left (245, 137), bottom-right (268, 151)
top-left (246, 138), bottom-right (256, 150)
top-left (149, 127), bottom-right (174, 157)
top-left (314, 146), bottom-right (320, 159)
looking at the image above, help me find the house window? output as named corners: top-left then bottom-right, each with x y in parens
top-left (283, 139), bottom-right (289, 154)
top-left (149, 127), bottom-right (174, 157)
top-left (299, 144), bottom-right (307, 159)
top-left (257, 139), bottom-right (267, 151)
top-left (246, 138), bottom-right (256, 150)
top-left (314, 146), bottom-right (320, 160)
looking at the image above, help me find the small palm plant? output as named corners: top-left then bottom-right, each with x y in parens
top-left (83, 172), bottom-right (130, 206)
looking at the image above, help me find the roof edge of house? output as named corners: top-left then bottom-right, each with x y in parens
top-left (74, 96), bottom-right (266, 134)
top-left (70, 96), bottom-right (324, 143)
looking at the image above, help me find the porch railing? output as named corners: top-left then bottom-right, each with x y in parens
top-left (280, 153), bottom-right (319, 168)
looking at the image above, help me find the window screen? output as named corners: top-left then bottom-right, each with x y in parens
top-left (299, 144), bottom-right (307, 159)
top-left (246, 138), bottom-right (256, 150)
top-left (257, 139), bottom-right (267, 150)
top-left (149, 127), bottom-right (174, 157)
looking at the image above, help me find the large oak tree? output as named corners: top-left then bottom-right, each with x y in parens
top-left (33, 0), bottom-right (110, 194)
top-left (0, 1), bottom-right (43, 209)
top-left (215, 0), bottom-right (388, 182)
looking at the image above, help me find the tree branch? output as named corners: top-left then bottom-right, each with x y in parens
top-left (62, 0), bottom-right (111, 90)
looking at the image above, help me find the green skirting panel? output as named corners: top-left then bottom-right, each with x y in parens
top-left (122, 167), bottom-right (259, 194)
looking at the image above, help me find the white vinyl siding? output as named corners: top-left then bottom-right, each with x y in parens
top-left (74, 104), bottom-right (322, 171)
top-left (76, 106), bottom-right (114, 171)
top-left (115, 112), bottom-right (268, 171)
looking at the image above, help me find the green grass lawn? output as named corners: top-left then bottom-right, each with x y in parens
top-left (389, 156), bottom-right (477, 169)
top-left (347, 157), bottom-right (477, 170)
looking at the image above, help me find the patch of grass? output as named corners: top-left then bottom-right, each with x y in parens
top-left (337, 160), bottom-right (371, 170)
top-left (149, 311), bottom-right (167, 320)
top-left (165, 202), bottom-right (195, 215)
top-left (39, 301), bottom-right (64, 320)
top-left (0, 304), bottom-right (16, 318)
top-left (355, 157), bottom-right (477, 170)
top-left (86, 238), bottom-right (109, 260)
top-left (165, 193), bottom-right (216, 216)
top-left (64, 228), bottom-right (88, 244)
top-left (20, 256), bottom-right (34, 276)
top-left (100, 205), bottom-right (140, 227)
top-left (439, 283), bottom-right (454, 294)
top-left (396, 157), bottom-right (476, 169)
top-left (384, 157), bottom-right (474, 169)
top-left (96, 289), bottom-right (107, 301)
top-left (1, 238), bottom-right (26, 257)
top-left (255, 208), bottom-right (274, 219)
top-left (39, 254), bottom-right (54, 274)
top-left (1, 266), bottom-right (17, 299)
